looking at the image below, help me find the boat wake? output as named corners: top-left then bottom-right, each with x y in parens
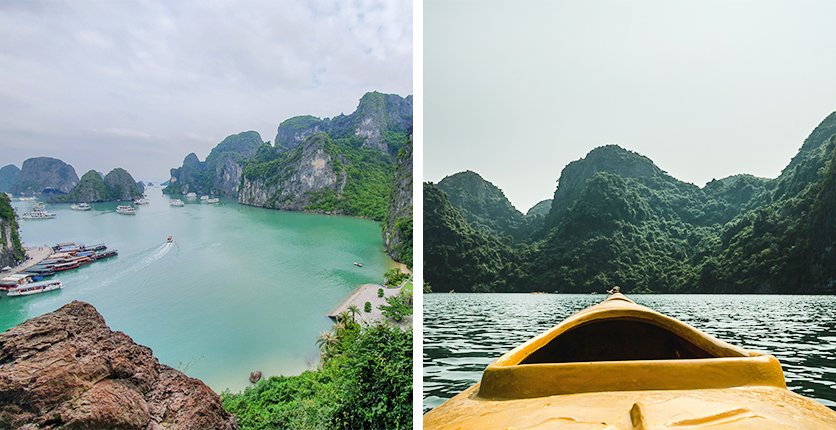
top-left (92, 242), bottom-right (174, 290)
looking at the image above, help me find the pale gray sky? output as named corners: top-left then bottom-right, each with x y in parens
top-left (0, 0), bottom-right (412, 181)
top-left (425, 0), bottom-right (836, 212)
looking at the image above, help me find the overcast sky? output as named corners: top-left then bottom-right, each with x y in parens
top-left (0, 0), bottom-right (412, 181)
top-left (426, 0), bottom-right (836, 212)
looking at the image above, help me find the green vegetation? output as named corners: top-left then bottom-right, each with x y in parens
top-left (379, 293), bottom-right (412, 322)
top-left (0, 193), bottom-right (25, 262)
top-left (222, 317), bottom-right (412, 430)
top-left (364, 301), bottom-right (372, 313)
top-left (384, 268), bottom-right (409, 287)
top-left (377, 288), bottom-right (384, 298)
top-left (56, 169), bottom-right (142, 203)
top-left (425, 113), bottom-right (836, 294)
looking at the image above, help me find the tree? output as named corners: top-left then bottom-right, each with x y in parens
top-left (347, 304), bottom-right (360, 323)
top-left (378, 294), bottom-right (412, 322)
top-left (364, 301), bottom-right (372, 312)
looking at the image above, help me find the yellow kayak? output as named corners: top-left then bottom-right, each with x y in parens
top-left (424, 293), bottom-right (836, 429)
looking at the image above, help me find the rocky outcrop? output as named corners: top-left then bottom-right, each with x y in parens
top-left (239, 133), bottom-right (346, 211)
top-left (526, 199), bottom-right (552, 217)
top-left (275, 92), bottom-right (412, 156)
top-left (104, 168), bottom-right (143, 201)
top-left (383, 138), bottom-right (413, 265)
top-left (0, 301), bottom-right (237, 430)
top-left (12, 157), bottom-right (78, 195)
top-left (0, 165), bottom-right (20, 193)
top-left (0, 193), bottom-right (24, 268)
top-left (165, 131), bottom-right (263, 197)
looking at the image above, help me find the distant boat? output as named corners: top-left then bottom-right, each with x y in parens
top-left (71, 203), bottom-right (92, 211)
top-left (6, 279), bottom-right (62, 296)
top-left (116, 205), bottom-right (136, 215)
top-left (185, 192), bottom-right (197, 199)
top-left (354, 262), bottom-right (364, 267)
top-left (18, 196), bottom-right (36, 201)
top-left (206, 198), bottom-right (219, 204)
top-left (33, 202), bottom-right (46, 211)
top-left (21, 210), bottom-right (55, 220)
top-left (167, 235), bottom-right (173, 243)
top-left (170, 199), bottom-right (184, 207)
top-left (134, 197), bottom-right (150, 205)
top-left (200, 195), bottom-right (209, 201)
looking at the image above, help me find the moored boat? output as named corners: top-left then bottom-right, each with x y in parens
top-left (200, 195), bottom-right (209, 201)
top-left (93, 250), bottom-right (118, 260)
top-left (33, 202), bottom-right (46, 211)
top-left (116, 205), bottom-right (136, 215)
top-left (6, 279), bottom-right (62, 296)
top-left (185, 192), bottom-right (197, 199)
top-left (71, 203), bottom-right (92, 211)
top-left (424, 292), bottom-right (836, 429)
top-left (134, 197), bottom-right (150, 205)
top-left (206, 198), bottom-right (219, 204)
top-left (21, 210), bottom-right (56, 220)
top-left (170, 199), bottom-right (184, 207)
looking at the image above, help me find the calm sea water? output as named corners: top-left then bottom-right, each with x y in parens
top-left (423, 293), bottom-right (836, 411)
top-left (1, 188), bottom-right (393, 392)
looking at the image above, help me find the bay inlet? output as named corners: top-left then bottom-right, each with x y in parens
top-left (0, 188), bottom-right (395, 392)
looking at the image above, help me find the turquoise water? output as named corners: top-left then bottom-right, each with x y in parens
top-left (424, 293), bottom-right (836, 411)
top-left (1, 188), bottom-right (393, 392)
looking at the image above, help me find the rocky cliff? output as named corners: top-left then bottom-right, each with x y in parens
top-left (437, 171), bottom-right (525, 240)
top-left (11, 157), bottom-right (78, 195)
top-left (239, 133), bottom-right (347, 211)
top-left (56, 168), bottom-right (143, 203)
top-left (383, 139), bottom-right (413, 266)
top-left (275, 92), bottom-right (412, 156)
top-left (0, 164), bottom-right (20, 193)
top-left (0, 193), bottom-right (24, 268)
top-left (165, 131), bottom-right (263, 197)
top-left (0, 301), bottom-right (237, 430)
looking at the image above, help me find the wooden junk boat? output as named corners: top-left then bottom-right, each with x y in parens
top-left (424, 292), bottom-right (836, 429)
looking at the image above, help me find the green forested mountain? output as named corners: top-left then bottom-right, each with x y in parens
top-left (526, 199), bottom-right (552, 217)
top-left (436, 171), bottom-right (525, 241)
top-left (425, 112), bottom-right (836, 294)
top-left (54, 168), bottom-right (143, 203)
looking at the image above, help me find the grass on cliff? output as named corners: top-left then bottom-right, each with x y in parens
top-left (222, 318), bottom-right (412, 430)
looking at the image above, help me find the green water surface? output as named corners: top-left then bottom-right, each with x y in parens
top-left (1, 188), bottom-right (393, 393)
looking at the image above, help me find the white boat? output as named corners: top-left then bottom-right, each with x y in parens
top-left (33, 202), bottom-right (46, 211)
top-left (169, 199), bottom-right (184, 207)
top-left (0, 274), bottom-right (37, 291)
top-left (200, 195), bottom-right (209, 201)
top-left (21, 211), bottom-right (56, 220)
top-left (18, 196), bottom-right (36, 201)
top-left (116, 205), bottom-right (136, 215)
top-left (206, 198), bottom-right (220, 204)
top-left (185, 192), bottom-right (197, 199)
top-left (134, 197), bottom-right (150, 205)
top-left (71, 203), bottom-right (92, 211)
top-left (6, 279), bottom-right (62, 296)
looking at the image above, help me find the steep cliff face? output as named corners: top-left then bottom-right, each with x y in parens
top-left (0, 193), bottom-right (24, 268)
top-left (12, 157), bottom-right (78, 195)
top-left (166, 131), bottom-right (263, 197)
top-left (239, 133), bottom-right (346, 211)
top-left (274, 92), bottom-right (412, 156)
top-left (0, 164), bottom-right (21, 192)
top-left (383, 139), bottom-right (413, 266)
top-left (437, 171), bottom-right (524, 240)
top-left (0, 301), bottom-right (237, 430)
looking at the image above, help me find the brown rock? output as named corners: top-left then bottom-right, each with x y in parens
top-left (249, 371), bottom-right (262, 384)
top-left (0, 301), bottom-right (237, 429)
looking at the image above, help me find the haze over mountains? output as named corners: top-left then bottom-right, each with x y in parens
top-left (425, 112), bottom-right (836, 294)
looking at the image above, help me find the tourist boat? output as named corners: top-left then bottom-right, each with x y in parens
top-left (0, 274), bottom-right (37, 292)
top-left (33, 202), bottom-right (46, 211)
top-left (82, 243), bottom-right (107, 252)
top-left (423, 291), bottom-right (836, 429)
top-left (185, 192), bottom-right (197, 199)
top-left (200, 195), bottom-right (209, 201)
top-left (93, 250), bottom-right (118, 260)
top-left (71, 203), bottom-right (92, 211)
top-left (134, 197), bottom-right (150, 205)
top-left (6, 279), bottom-right (62, 296)
top-left (170, 199), bottom-right (184, 207)
top-left (206, 198), bottom-right (219, 204)
top-left (51, 260), bottom-right (81, 272)
top-left (23, 268), bottom-right (55, 278)
top-left (18, 196), bottom-right (36, 201)
top-left (21, 210), bottom-right (56, 220)
top-left (116, 205), bottom-right (136, 215)
top-left (353, 262), bottom-right (363, 267)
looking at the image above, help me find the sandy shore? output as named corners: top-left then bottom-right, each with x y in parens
top-left (0, 246), bottom-right (52, 277)
top-left (328, 280), bottom-right (412, 326)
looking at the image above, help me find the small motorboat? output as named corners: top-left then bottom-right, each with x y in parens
top-left (166, 235), bottom-right (173, 243)
top-left (170, 199), bottom-right (184, 207)
top-left (71, 203), bottom-right (92, 211)
top-left (200, 195), bottom-right (209, 201)
top-left (116, 205), bottom-right (136, 215)
top-left (353, 262), bottom-right (364, 267)
top-left (424, 292), bottom-right (836, 429)
top-left (33, 202), bottom-right (46, 211)
top-left (206, 198), bottom-right (219, 204)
